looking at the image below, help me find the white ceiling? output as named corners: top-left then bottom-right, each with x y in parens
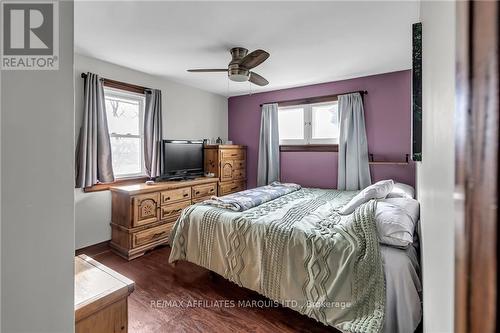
top-left (75, 1), bottom-right (420, 97)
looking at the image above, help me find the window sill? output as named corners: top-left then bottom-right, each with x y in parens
top-left (83, 176), bottom-right (149, 193)
top-left (279, 144), bottom-right (339, 152)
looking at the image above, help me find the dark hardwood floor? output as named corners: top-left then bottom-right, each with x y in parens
top-left (77, 244), bottom-right (339, 333)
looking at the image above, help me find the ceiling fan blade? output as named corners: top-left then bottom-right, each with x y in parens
top-left (187, 69), bottom-right (228, 72)
top-left (239, 49), bottom-right (270, 69)
top-left (249, 72), bottom-right (269, 86)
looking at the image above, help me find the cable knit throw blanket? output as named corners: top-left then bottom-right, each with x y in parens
top-left (169, 188), bottom-right (385, 332)
top-left (204, 181), bottom-right (301, 212)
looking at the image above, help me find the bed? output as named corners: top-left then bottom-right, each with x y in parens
top-left (169, 186), bottom-right (422, 333)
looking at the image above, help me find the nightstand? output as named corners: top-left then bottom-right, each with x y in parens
top-left (75, 255), bottom-right (134, 332)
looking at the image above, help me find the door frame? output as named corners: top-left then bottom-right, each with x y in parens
top-left (455, 1), bottom-right (498, 332)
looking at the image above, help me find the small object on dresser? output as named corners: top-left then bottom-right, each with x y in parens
top-left (205, 172), bottom-right (215, 178)
top-left (145, 180), bottom-right (155, 185)
top-left (216, 137), bottom-right (223, 144)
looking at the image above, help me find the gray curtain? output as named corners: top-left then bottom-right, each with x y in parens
top-left (257, 103), bottom-right (280, 186)
top-left (337, 92), bottom-right (371, 190)
top-left (75, 72), bottom-right (114, 188)
top-left (144, 89), bottom-right (163, 178)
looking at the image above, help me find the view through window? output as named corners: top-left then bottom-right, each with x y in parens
top-left (104, 87), bottom-right (146, 177)
top-left (278, 101), bottom-right (339, 145)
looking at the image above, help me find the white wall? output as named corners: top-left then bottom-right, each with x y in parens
top-left (417, 1), bottom-right (456, 332)
top-left (1, 1), bottom-right (75, 332)
top-left (75, 54), bottom-right (228, 249)
top-left (0, 46), bottom-right (2, 333)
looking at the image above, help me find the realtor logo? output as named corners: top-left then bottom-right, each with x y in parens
top-left (1, 1), bottom-right (59, 70)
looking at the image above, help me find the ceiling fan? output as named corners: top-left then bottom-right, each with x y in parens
top-left (187, 47), bottom-right (270, 86)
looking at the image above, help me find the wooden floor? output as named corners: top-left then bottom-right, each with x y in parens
top-left (78, 244), bottom-right (339, 333)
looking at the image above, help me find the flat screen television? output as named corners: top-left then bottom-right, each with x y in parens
top-left (161, 140), bottom-right (204, 180)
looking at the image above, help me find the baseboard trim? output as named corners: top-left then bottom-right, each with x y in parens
top-left (76, 240), bottom-right (111, 257)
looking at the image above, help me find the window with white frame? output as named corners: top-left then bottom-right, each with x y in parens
top-left (104, 87), bottom-right (146, 178)
top-left (278, 101), bottom-right (339, 145)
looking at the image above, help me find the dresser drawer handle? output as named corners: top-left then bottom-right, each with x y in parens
top-left (151, 231), bottom-right (166, 239)
top-left (183, 193), bottom-right (189, 197)
top-left (195, 191), bottom-right (200, 195)
top-left (164, 208), bottom-right (183, 215)
top-left (165, 196), bottom-right (171, 201)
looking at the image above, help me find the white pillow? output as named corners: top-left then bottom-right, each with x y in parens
top-left (382, 197), bottom-right (420, 223)
top-left (339, 180), bottom-right (394, 215)
top-left (375, 201), bottom-right (416, 248)
top-left (386, 182), bottom-right (415, 199)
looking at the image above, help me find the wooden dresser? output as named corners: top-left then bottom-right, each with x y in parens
top-left (75, 254), bottom-right (134, 333)
top-left (204, 144), bottom-right (247, 196)
top-left (109, 177), bottom-right (218, 260)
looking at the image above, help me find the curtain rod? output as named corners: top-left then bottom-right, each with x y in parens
top-left (81, 73), bottom-right (152, 94)
top-left (259, 90), bottom-right (368, 107)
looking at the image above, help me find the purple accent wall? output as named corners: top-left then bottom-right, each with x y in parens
top-left (228, 70), bottom-right (416, 189)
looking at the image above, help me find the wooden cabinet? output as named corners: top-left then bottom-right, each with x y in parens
top-left (204, 144), bottom-right (247, 196)
top-left (75, 254), bottom-right (134, 333)
top-left (110, 177), bottom-right (218, 260)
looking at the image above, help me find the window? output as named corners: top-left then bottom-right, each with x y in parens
top-left (278, 101), bottom-right (339, 145)
top-left (104, 87), bottom-right (146, 178)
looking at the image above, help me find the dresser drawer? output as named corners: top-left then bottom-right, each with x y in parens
top-left (160, 200), bottom-right (191, 221)
top-left (221, 149), bottom-right (245, 160)
top-left (160, 187), bottom-right (191, 205)
top-left (232, 169), bottom-right (246, 180)
top-left (192, 196), bottom-right (211, 204)
top-left (219, 181), bottom-right (246, 196)
top-left (132, 223), bottom-right (172, 248)
top-left (192, 183), bottom-right (217, 198)
top-left (233, 160), bottom-right (245, 170)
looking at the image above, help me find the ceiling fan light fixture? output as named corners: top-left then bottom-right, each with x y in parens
top-left (229, 74), bottom-right (249, 82)
top-left (229, 67), bottom-right (249, 82)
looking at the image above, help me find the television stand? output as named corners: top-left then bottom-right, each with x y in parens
top-left (109, 177), bottom-right (218, 260)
